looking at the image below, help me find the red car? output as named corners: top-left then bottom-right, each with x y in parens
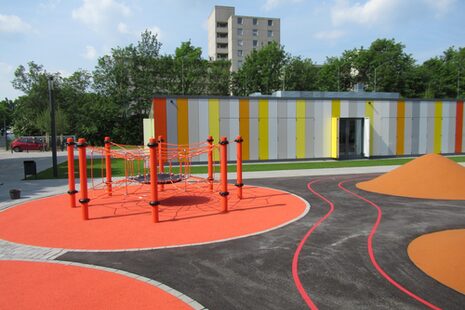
top-left (11, 137), bottom-right (46, 152)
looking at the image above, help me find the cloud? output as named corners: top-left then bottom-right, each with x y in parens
top-left (0, 14), bottom-right (32, 33)
top-left (314, 30), bottom-right (346, 41)
top-left (331, 0), bottom-right (456, 26)
top-left (82, 45), bottom-right (97, 60)
top-left (331, 0), bottom-right (401, 26)
top-left (117, 22), bottom-right (129, 34)
top-left (72, 0), bottom-right (131, 29)
top-left (39, 0), bottom-right (61, 10)
top-left (0, 62), bottom-right (22, 99)
top-left (263, 0), bottom-right (304, 11)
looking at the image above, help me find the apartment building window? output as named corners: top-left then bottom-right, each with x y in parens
top-left (252, 29), bottom-right (258, 36)
top-left (217, 53), bottom-right (228, 59)
top-left (253, 18), bottom-right (258, 25)
top-left (216, 22), bottom-right (227, 28)
top-left (237, 28), bottom-right (243, 36)
top-left (237, 50), bottom-right (243, 57)
top-left (268, 30), bottom-right (273, 38)
top-left (217, 43), bottom-right (228, 49)
top-left (253, 40), bottom-right (258, 47)
top-left (217, 32), bottom-right (227, 38)
top-left (238, 60), bottom-right (243, 68)
top-left (238, 39), bottom-right (243, 47)
top-left (237, 17), bottom-right (243, 24)
top-left (268, 19), bottom-right (273, 26)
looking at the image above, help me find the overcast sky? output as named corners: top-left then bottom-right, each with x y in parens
top-left (1, 0), bottom-right (464, 99)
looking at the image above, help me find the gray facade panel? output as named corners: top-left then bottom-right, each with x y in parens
top-left (277, 102), bottom-right (287, 159)
top-left (166, 98), bottom-right (178, 145)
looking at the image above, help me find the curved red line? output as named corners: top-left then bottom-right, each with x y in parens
top-left (338, 179), bottom-right (441, 310)
top-left (292, 179), bottom-right (335, 309)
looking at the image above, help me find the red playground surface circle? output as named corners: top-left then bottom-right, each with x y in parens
top-left (0, 184), bottom-right (308, 250)
top-left (0, 260), bottom-right (192, 310)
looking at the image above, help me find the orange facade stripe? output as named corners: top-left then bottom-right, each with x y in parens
top-left (396, 100), bottom-right (405, 155)
top-left (153, 98), bottom-right (167, 140)
top-left (455, 100), bottom-right (464, 153)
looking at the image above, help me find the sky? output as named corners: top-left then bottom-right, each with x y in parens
top-left (1, 0), bottom-right (464, 99)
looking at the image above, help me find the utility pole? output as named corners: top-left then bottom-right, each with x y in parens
top-left (48, 76), bottom-right (58, 177)
top-left (3, 98), bottom-right (7, 151)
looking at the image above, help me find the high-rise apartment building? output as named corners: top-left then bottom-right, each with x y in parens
top-left (208, 6), bottom-right (280, 71)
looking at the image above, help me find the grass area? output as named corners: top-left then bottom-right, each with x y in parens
top-left (32, 155), bottom-right (465, 180)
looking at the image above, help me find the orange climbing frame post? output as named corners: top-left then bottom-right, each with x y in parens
top-left (104, 136), bottom-right (112, 196)
top-left (148, 138), bottom-right (159, 223)
top-left (207, 136), bottom-right (214, 191)
top-left (158, 135), bottom-right (164, 191)
top-left (66, 137), bottom-right (77, 208)
top-left (77, 138), bottom-right (89, 220)
top-left (219, 136), bottom-right (229, 212)
top-left (235, 136), bottom-right (243, 199)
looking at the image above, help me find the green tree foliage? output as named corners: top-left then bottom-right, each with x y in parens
top-left (283, 56), bottom-right (319, 91)
top-left (231, 42), bottom-right (287, 95)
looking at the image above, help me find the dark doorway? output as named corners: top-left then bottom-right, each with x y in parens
top-left (339, 118), bottom-right (364, 159)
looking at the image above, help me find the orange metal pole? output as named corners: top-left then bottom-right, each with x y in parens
top-left (219, 136), bottom-right (229, 212)
top-left (77, 138), bottom-right (89, 220)
top-left (158, 135), bottom-right (164, 191)
top-left (66, 137), bottom-right (77, 208)
top-left (104, 136), bottom-right (112, 196)
top-left (235, 136), bottom-right (243, 199)
top-left (148, 138), bottom-right (159, 223)
top-left (207, 136), bottom-right (214, 191)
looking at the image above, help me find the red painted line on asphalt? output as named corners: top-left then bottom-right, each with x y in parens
top-left (292, 179), bottom-right (335, 310)
top-left (338, 179), bottom-right (441, 310)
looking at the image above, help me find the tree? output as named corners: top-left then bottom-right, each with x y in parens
top-left (283, 56), bottom-right (319, 91)
top-left (231, 42), bottom-right (287, 95)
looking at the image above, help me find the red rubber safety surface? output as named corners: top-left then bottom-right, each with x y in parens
top-left (0, 184), bottom-right (307, 250)
top-left (0, 260), bottom-right (191, 310)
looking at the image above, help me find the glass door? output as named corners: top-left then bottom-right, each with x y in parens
top-left (339, 118), bottom-right (364, 159)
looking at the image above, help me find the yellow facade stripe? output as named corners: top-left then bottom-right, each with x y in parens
top-left (258, 99), bottom-right (269, 160)
top-left (177, 98), bottom-right (189, 145)
top-left (331, 99), bottom-right (341, 118)
top-left (330, 100), bottom-right (341, 158)
top-left (434, 101), bottom-right (442, 153)
top-left (239, 99), bottom-right (250, 160)
top-left (208, 99), bottom-right (220, 160)
top-left (365, 101), bottom-right (374, 155)
top-left (396, 100), bottom-right (405, 155)
top-left (331, 117), bottom-right (338, 158)
top-left (296, 100), bottom-right (306, 158)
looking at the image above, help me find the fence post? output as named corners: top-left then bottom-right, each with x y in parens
top-left (148, 138), bottom-right (159, 223)
top-left (77, 138), bottom-right (89, 220)
top-left (234, 136), bottom-right (243, 199)
top-left (66, 137), bottom-right (77, 208)
top-left (104, 136), bottom-right (112, 196)
top-left (207, 136), bottom-right (214, 191)
top-left (219, 136), bottom-right (229, 212)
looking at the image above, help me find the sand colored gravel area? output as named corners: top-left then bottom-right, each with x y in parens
top-left (356, 154), bottom-right (465, 200)
top-left (408, 229), bottom-right (465, 295)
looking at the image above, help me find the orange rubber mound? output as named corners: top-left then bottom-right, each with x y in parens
top-left (356, 154), bottom-right (465, 200)
top-left (408, 229), bottom-right (465, 294)
top-left (0, 184), bottom-right (307, 250)
top-left (0, 260), bottom-right (191, 310)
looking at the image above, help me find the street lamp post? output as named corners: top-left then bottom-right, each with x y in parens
top-left (373, 60), bottom-right (394, 92)
top-left (3, 97), bottom-right (7, 151)
top-left (48, 76), bottom-right (58, 178)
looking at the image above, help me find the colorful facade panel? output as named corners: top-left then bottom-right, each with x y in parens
top-left (147, 97), bottom-right (464, 162)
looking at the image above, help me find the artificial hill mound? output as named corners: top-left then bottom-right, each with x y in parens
top-left (356, 153), bottom-right (465, 200)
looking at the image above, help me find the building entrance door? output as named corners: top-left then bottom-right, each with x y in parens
top-left (339, 118), bottom-right (364, 159)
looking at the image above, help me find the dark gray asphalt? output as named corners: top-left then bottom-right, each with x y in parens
top-left (58, 175), bottom-right (465, 309)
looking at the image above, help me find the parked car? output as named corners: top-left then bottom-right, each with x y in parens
top-left (11, 137), bottom-right (46, 152)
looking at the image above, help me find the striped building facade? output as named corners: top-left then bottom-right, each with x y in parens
top-left (144, 96), bottom-right (465, 161)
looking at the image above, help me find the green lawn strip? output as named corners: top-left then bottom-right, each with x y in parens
top-left (31, 155), bottom-right (465, 180)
